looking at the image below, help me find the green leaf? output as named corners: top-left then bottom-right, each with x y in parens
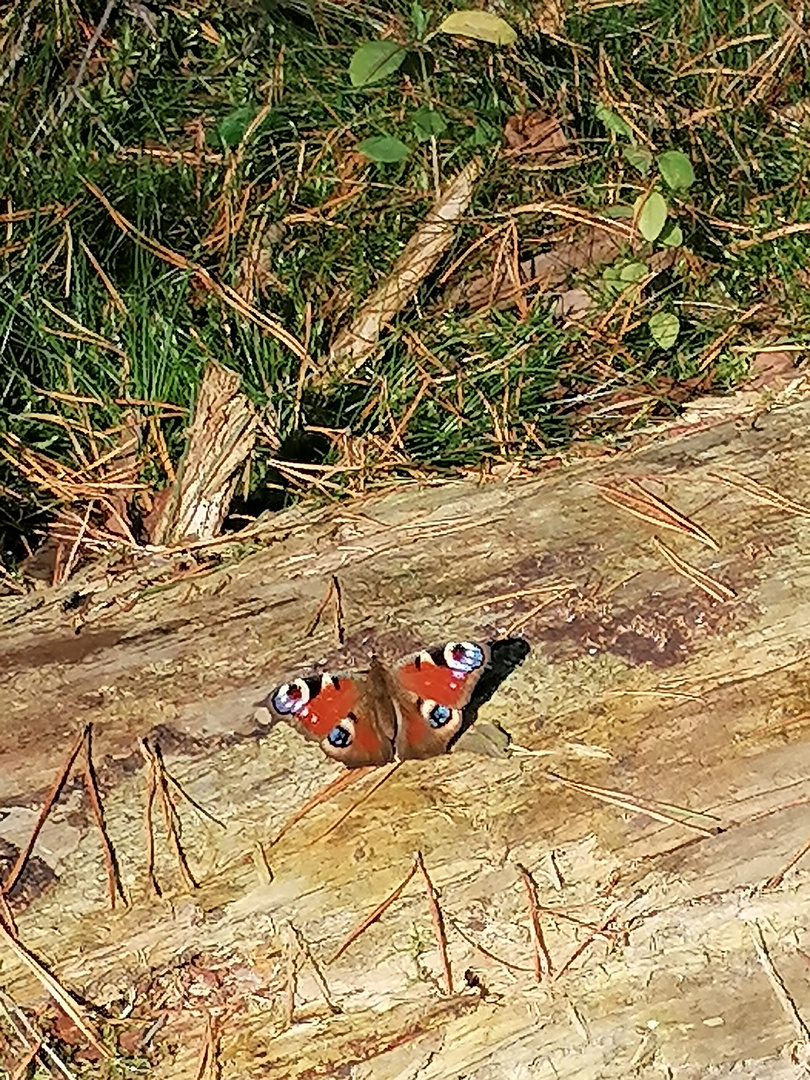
top-left (623, 144), bottom-right (653, 176)
top-left (213, 105), bottom-right (257, 147)
top-left (601, 260), bottom-right (647, 295)
top-left (657, 150), bottom-right (695, 191)
top-left (437, 9), bottom-right (517, 44)
top-left (649, 312), bottom-right (680, 349)
top-left (411, 0), bottom-right (429, 37)
top-left (349, 40), bottom-right (407, 87)
top-left (472, 118), bottom-right (498, 145)
top-left (601, 204), bottom-right (634, 218)
top-left (619, 261), bottom-right (648, 283)
top-left (412, 105), bottom-right (447, 141)
top-left (635, 190), bottom-right (668, 242)
top-left (595, 104), bottom-right (631, 138)
top-left (660, 221), bottom-right (684, 247)
top-left (357, 135), bottom-right (411, 163)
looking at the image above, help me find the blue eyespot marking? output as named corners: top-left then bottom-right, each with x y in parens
top-left (428, 703), bottom-right (452, 729)
top-left (445, 641), bottom-right (485, 674)
top-left (272, 679), bottom-right (310, 715)
top-left (327, 725), bottom-right (352, 748)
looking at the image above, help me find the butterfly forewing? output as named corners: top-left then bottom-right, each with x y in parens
top-left (393, 641), bottom-right (490, 760)
top-left (265, 672), bottom-right (395, 767)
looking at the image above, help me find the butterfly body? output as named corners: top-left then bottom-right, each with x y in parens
top-left (264, 641), bottom-right (490, 768)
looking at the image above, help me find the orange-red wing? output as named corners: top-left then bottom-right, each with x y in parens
top-left (267, 675), bottom-right (394, 767)
top-left (392, 642), bottom-right (490, 760)
top-left (290, 677), bottom-right (360, 739)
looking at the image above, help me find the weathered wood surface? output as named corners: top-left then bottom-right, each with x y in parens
top-left (4, 399), bottom-right (810, 1078)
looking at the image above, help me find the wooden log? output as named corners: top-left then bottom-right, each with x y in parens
top-left (2, 399), bottom-right (810, 1077)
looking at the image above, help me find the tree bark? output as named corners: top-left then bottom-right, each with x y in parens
top-left (2, 398), bottom-right (810, 1077)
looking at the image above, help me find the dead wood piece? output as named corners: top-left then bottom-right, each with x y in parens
top-left (503, 111), bottom-right (568, 157)
top-left (326, 158), bottom-right (482, 379)
top-left (147, 360), bottom-right (257, 546)
top-left (443, 216), bottom-right (677, 315)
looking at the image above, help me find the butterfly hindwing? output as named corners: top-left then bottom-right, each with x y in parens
top-left (265, 672), bottom-right (395, 767)
top-left (392, 641), bottom-right (491, 760)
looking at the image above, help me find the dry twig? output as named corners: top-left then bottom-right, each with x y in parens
top-left (0, 921), bottom-right (110, 1059)
top-left (415, 851), bottom-right (453, 995)
top-left (2, 726), bottom-right (87, 897)
top-left (516, 864), bottom-right (553, 981)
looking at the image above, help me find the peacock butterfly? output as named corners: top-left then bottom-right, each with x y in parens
top-left (262, 641), bottom-right (491, 768)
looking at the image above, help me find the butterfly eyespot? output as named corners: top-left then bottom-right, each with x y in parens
top-left (326, 725), bottom-right (352, 748)
top-left (444, 641), bottom-right (485, 674)
top-left (271, 679), bottom-right (310, 715)
top-left (323, 715), bottom-right (356, 753)
top-left (423, 700), bottom-right (454, 729)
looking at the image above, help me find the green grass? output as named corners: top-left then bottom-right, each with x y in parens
top-left (1, 0), bottom-right (809, 570)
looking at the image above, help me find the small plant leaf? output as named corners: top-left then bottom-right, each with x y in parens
top-left (660, 221), bottom-right (684, 247)
top-left (623, 144), bottom-right (653, 176)
top-left (349, 40), bottom-right (407, 87)
top-left (602, 204), bottom-right (634, 218)
top-left (635, 190), bottom-right (668, 242)
top-left (619, 261), bottom-right (648, 283)
top-left (649, 312), bottom-right (680, 349)
top-left (412, 105), bottom-right (448, 141)
top-left (657, 150), bottom-right (695, 191)
top-left (213, 105), bottom-right (257, 147)
top-left (595, 104), bottom-right (632, 138)
top-left (601, 260), bottom-right (647, 295)
top-left (357, 134), bottom-right (411, 162)
top-left (437, 10), bottom-right (517, 45)
top-left (411, 0), bottom-right (428, 36)
top-left (472, 118), bottom-right (499, 145)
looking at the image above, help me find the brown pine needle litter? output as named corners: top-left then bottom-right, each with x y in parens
top-left (651, 536), bottom-right (736, 603)
top-left (415, 851), bottom-right (454, 995)
top-left (591, 479), bottom-right (720, 550)
top-left (303, 573), bottom-right (345, 645)
top-left (710, 472), bottom-right (810, 518)
top-left (517, 864), bottom-right (553, 981)
top-left (269, 767), bottom-right (377, 847)
top-left (541, 771), bottom-right (722, 835)
top-left (84, 180), bottom-right (311, 366)
top-left (309, 763), bottom-right (401, 845)
top-left (1, 724), bottom-right (120, 910)
top-left (140, 739), bottom-right (198, 894)
top-left (0, 921), bottom-right (110, 1060)
top-left (328, 860), bottom-right (420, 964)
top-left (763, 835), bottom-right (810, 891)
top-left (328, 850), bottom-right (452, 994)
top-left (80, 727), bottom-right (125, 910)
top-left (2, 726), bottom-right (86, 897)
